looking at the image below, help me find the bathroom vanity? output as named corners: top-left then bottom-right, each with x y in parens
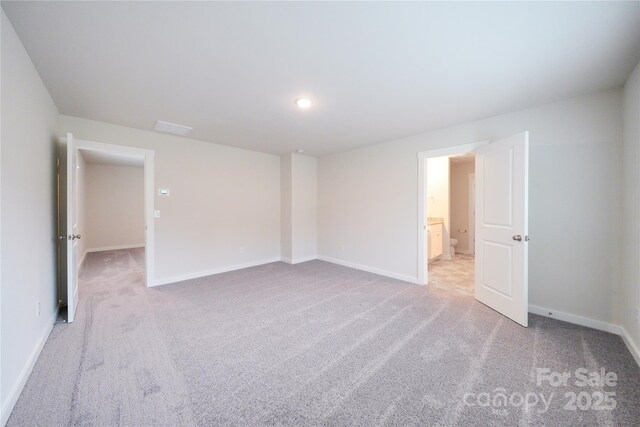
top-left (427, 217), bottom-right (443, 259)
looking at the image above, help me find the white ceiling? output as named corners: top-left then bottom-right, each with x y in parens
top-left (3, 2), bottom-right (639, 156)
top-left (80, 149), bottom-right (144, 168)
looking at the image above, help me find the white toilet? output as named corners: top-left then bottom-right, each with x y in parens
top-left (450, 238), bottom-right (458, 256)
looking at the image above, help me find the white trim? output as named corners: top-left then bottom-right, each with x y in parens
top-left (70, 138), bottom-right (154, 159)
top-left (418, 156), bottom-right (427, 284)
top-left (528, 304), bottom-right (621, 334)
top-left (86, 244), bottom-right (145, 253)
top-left (143, 153), bottom-right (155, 288)
top-left (151, 257), bottom-right (281, 287)
top-left (620, 327), bottom-right (640, 368)
top-left (468, 172), bottom-right (476, 254)
top-left (454, 249), bottom-right (474, 255)
top-left (317, 255), bottom-right (419, 284)
top-left (72, 138), bottom-right (155, 288)
top-left (281, 256), bottom-right (317, 265)
top-left (417, 141), bottom-right (488, 285)
top-left (1, 311), bottom-right (57, 426)
top-left (66, 133), bottom-right (76, 322)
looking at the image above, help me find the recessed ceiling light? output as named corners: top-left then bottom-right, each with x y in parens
top-left (153, 120), bottom-right (193, 136)
top-left (296, 149), bottom-right (305, 154)
top-left (295, 97), bottom-right (313, 109)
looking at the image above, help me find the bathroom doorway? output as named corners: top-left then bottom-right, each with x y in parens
top-left (424, 151), bottom-right (476, 294)
top-left (417, 132), bottom-right (530, 327)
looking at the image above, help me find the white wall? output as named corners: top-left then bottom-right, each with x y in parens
top-left (291, 154), bottom-right (318, 262)
top-left (84, 163), bottom-right (145, 252)
top-left (280, 154), bottom-right (293, 261)
top-left (76, 151), bottom-right (87, 265)
top-left (1, 10), bottom-right (60, 424)
top-left (620, 62), bottom-right (640, 358)
top-left (426, 156), bottom-right (450, 258)
top-left (450, 160), bottom-right (475, 253)
top-left (60, 115), bottom-right (281, 285)
top-left (281, 153), bottom-right (317, 263)
top-left (318, 88), bottom-right (623, 325)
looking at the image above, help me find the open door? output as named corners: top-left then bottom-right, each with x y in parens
top-left (474, 132), bottom-right (529, 326)
top-left (58, 132), bottom-right (80, 322)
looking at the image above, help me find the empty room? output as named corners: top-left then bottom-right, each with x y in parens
top-left (1, 1), bottom-right (639, 426)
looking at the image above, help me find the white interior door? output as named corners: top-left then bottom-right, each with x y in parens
top-left (474, 132), bottom-right (529, 326)
top-left (65, 132), bottom-right (79, 322)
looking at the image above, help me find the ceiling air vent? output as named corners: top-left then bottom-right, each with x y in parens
top-left (153, 120), bottom-right (193, 136)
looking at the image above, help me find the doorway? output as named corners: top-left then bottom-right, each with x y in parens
top-left (417, 132), bottom-right (530, 326)
top-left (57, 134), bottom-right (155, 322)
top-left (425, 152), bottom-right (476, 294)
top-left (417, 141), bottom-right (486, 287)
top-left (78, 149), bottom-right (146, 255)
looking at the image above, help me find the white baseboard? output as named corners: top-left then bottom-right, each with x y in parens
top-left (528, 304), bottom-right (621, 334)
top-left (86, 244), bottom-right (145, 253)
top-left (455, 249), bottom-right (474, 255)
top-left (1, 310), bottom-right (57, 426)
top-left (281, 256), bottom-right (317, 265)
top-left (317, 255), bottom-right (419, 284)
top-left (620, 327), bottom-right (640, 368)
top-left (152, 257), bottom-right (281, 287)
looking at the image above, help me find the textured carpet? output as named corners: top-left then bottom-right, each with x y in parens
top-left (7, 249), bottom-right (640, 426)
top-left (428, 254), bottom-right (475, 294)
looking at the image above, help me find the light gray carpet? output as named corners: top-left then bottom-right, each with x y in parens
top-left (7, 249), bottom-right (640, 426)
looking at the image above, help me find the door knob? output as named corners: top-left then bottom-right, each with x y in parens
top-left (512, 235), bottom-right (523, 241)
top-left (58, 235), bottom-right (67, 240)
top-left (72, 234), bottom-right (82, 240)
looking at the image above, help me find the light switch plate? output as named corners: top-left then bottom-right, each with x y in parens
top-left (154, 210), bottom-right (161, 218)
top-left (158, 188), bottom-right (170, 196)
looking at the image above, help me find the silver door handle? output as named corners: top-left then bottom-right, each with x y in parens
top-left (58, 235), bottom-right (67, 240)
top-left (71, 234), bottom-right (81, 240)
top-left (512, 235), bottom-right (522, 241)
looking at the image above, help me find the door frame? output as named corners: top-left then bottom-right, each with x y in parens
top-left (68, 137), bottom-right (156, 287)
top-left (417, 141), bottom-right (488, 285)
top-left (468, 173), bottom-right (476, 254)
